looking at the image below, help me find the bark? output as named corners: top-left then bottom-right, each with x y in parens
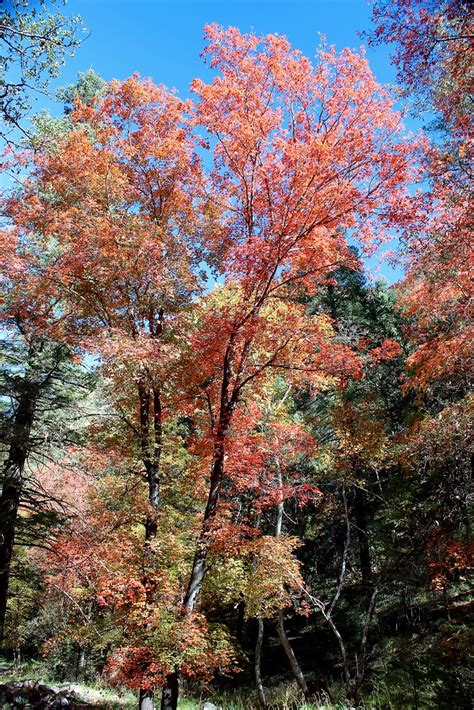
top-left (160, 672), bottom-right (179, 710)
top-left (0, 385), bottom-right (37, 646)
top-left (137, 378), bottom-right (163, 709)
top-left (255, 618), bottom-right (266, 709)
top-left (273, 464), bottom-right (308, 699)
top-left (236, 597), bottom-right (245, 643)
top-left (183, 438), bottom-right (226, 612)
top-left (276, 610), bottom-right (309, 699)
top-left (138, 378), bottom-right (162, 540)
top-left (139, 689), bottom-right (155, 710)
top-left (164, 350), bottom-right (236, 709)
top-left (355, 586), bottom-right (378, 691)
top-left (353, 485), bottom-right (372, 596)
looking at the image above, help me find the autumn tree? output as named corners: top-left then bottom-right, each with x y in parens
top-left (152, 23), bottom-right (421, 708)
top-left (2, 73), bottom-right (208, 708)
top-left (370, 0), bottom-right (472, 396)
top-left (366, 6), bottom-right (473, 699)
top-left (0, 72), bottom-right (105, 650)
top-left (369, 0), bottom-right (473, 127)
top-left (2, 22), bottom-right (435, 709)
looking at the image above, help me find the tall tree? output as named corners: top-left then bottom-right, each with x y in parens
top-left (3, 74), bottom-right (206, 709)
top-left (160, 23), bottom-right (420, 708)
top-left (0, 71), bottom-right (103, 650)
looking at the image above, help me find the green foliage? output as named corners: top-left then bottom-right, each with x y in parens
top-left (0, 0), bottom-right (85, 137)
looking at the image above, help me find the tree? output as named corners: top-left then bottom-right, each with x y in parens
top-left (369, 0), bottom-right (473, 129)
top-left (0, 0), bottom-right (84, 140)
top-left (3, 25), bottom-right (423, 709)
top-left (0, 71), bottom-right (104, 650)
top-left (160, 23), bottom-right (419, 708)
top-left (3, 74), bottom-right (207, 708)
top-left (367, 8), bottom-right (473, 700)
top-left (0, 278), bottom-right (93, 650)
top-left (370, 0), bottom-right (473, 398)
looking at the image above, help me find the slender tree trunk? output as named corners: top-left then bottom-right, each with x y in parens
top-left (0, 387), bottom-right (37, 646)
top-left (144, 462), bottom-right (160, 540)
top-left (183, 438), bottom-right (225, 612)
top-left (162, 351), bottom-right (235, 709)
top-left (353, 485), bottom-right (371, 597)
top-left (138, 379), bottom-right (162, 540)
top-left (159, 428), bottom-right (229, 709)
top-left (255, 618), bottom-right (266, 709)
top-left (160, 671), bottom-right (179, 710)
top-left (236, 597), bottom-right (245, 643)
top-left (276, 610), bottom-right (309, 699)
top-left (137, 379), bottom-right (163, 710)
top-left (273, 462), bottom-right (308, 698)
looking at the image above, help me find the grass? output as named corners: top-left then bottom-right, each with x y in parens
top-left (1, 659), bottom-right (362, 709)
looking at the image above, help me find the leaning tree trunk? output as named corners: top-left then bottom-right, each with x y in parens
top-left (183, 436), bottom-right (226, 613)
top-left (276, 611), bottom-right (309, 699)
top-left (353, 484), bottom-right (372, 600)
top-left (0, 386), bottom-right (37, 647)
top-left (160, 419), bottom-right (230, 709)
top-left (273, 461), bottom-right (309, 699)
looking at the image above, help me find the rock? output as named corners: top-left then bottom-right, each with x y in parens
top-left (203, 703), bottom-right (222, 710)
top-left (0, 679), bottom-right (96, 708)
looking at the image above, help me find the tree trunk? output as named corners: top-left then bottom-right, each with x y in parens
top-left (276, 610), bottom-right (309, 699)
top-left (160, 672), bottom-right (179, 710)
top-left (273, 465), bottom-right (308, 699)
top-left (0, 467), bottom-right (21, 647)
top-left (183, 439), bottom-right (225, 612)
top-left (353, 485), bottom-right (371, 597)
top-left (236, 597), bottom-right (245, 643)
top-left (255, 618), bottom-right (267, 709)
top-left (137, 379), bottom-right (163, 709)
top-left (158, 435), bottom-right (227, 709)
top-left (138, 379), bottom-right (162, 540)
top-left (139, 689), bottom-right (154, 710)
top-left (0, 386), bottom-right (37, 646)
top-left (144, 462), bottom-right (160, 540)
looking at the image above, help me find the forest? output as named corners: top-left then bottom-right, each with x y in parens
top-left (0, 0), bottom-right (472, 708)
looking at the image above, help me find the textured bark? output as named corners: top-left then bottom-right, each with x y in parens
top-left (255, 618), bottom-right (267, 709)
top-left (0, 385), bottom-right (37, 645)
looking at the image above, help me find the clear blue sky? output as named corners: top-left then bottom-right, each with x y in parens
top-left (59, 0), bottom-right (399, 104)
top-left (49, 0), bottom-right (414, 282)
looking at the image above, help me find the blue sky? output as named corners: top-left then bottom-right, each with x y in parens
top-left (42, 0), bottom-right (416, 282)
top-left (59, 0), bottom-right (399, 100)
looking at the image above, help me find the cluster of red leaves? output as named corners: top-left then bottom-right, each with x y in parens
top-left (428, 537), bottom-right (473, 592)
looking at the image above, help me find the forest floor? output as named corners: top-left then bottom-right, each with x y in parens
top-left (0, 660), bottom-right (343, 708)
